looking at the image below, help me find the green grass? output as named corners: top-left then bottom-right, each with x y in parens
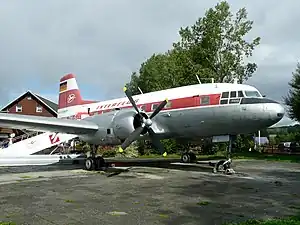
top-left (0, 222), bottom-right (16, 225)
top-left (232, 152), bottom-right (300, 162)
top-left (197, 201), bottom-right (210, 206)
top-left (137, 152), bottom-right (300, 163)
top-left (226, 216), bottom-right (300, 225)
top-left (138, 153), bottom-right (224, 160)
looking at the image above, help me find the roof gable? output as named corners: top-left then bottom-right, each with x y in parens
top-left (1, 91), bottom-right (58, 114)
top-left (33, 93), bottom-right (58, 112)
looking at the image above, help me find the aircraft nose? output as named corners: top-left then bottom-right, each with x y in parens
top-left (270, 102), bottom-right (285, 121)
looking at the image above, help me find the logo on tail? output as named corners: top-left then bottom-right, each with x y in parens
top-left (58, 73), bottom-right (83, 110)
top-left (67, 93), bottom-right (76, 104)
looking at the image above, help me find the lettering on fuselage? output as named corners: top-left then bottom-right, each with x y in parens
top-left (96, 99), bottom-right (139, 110)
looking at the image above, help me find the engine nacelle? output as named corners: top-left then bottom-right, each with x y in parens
top-left (79, 108), bottom-right (144, 145)
top-left (111, 109), bottom-right (145, 141)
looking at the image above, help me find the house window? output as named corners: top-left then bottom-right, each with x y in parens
top-left (16, 105), bottom-right (22, 112)
top-left (36, 105), bottom-right (42, 112)
top-left (200, 96), bottom-right (210, 105)
top-left (27, 96), bottom-right (32, 100)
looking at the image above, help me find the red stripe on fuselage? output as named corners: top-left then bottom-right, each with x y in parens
top-left (72, 93), bottom-right (221, 119)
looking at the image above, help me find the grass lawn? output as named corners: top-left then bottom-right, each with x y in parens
top-left (137, 152), bottom-right (300, 163)
top-left (226, 216), bottom-right (300, 224)
top-left (232, 152), bottom-right (300, 163)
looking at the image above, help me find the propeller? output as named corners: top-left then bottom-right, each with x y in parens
top-left (118, 87), bottom-right (168, 157)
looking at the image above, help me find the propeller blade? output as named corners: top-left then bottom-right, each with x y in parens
top-left (149, 98), bottom-right (168, 119)
top-left (123, 87), bottom-right (140, 114)
top-left (147, 127), bottom-right (167, 157)
top-left (119, 126), bottom-right (144, 153)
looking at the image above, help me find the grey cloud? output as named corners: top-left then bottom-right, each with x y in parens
top-left (0, 0), bottom-right (299, 127)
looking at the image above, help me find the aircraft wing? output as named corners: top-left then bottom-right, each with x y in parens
top-left (0, 113), bottom-right (99, 135)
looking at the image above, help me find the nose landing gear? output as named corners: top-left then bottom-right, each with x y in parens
top-left (214, 135), bottom-right (236, 175)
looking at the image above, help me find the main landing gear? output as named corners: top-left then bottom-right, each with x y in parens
top-left (84, 145), bottom-right (107, 171)
top-left (181, 150), bottom-right (197, 163)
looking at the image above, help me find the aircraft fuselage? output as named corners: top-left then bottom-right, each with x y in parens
top-left (60, 82), bottom-right (285, 145)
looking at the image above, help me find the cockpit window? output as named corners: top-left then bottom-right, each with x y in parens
top-left (221, 92), bottom-right (229, 98)
top-left (230, 91), bottom-right (236, 98)
top-left (238, 91), bottom-right (244, 97)
top-left (220, 90), bottom-right (243, 105)
top-left (244, 91), bottom-right (261, 97)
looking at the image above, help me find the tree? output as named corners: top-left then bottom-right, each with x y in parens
top-left (284, 62), bottom-right (300, 122)
top-left (172, 1), bottom-right (260, 83)
top-left (127, 1), bottom-right (261, 94)
top-left (126, 1), bottom-right (261, 154)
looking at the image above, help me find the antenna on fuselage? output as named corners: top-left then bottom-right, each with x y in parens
top-left (211, 78), bottom-right (214, 83)
top-left (137, 87), bottom-right (144, 94)
top-left (196, 75), bottom-right (201, 84)
top-left (233, 78), bottom-right (238, 84)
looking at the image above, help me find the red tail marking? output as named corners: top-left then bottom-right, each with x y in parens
top-left (49, 133), bottom-right (60, 144)
top-left (58, 73), bottom-right (83, 109)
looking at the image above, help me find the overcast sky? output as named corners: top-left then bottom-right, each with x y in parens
top-left (0, 0), bottom-right (298, 126)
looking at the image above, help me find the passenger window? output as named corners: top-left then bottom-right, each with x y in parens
top-left (229, 98), bottom-right (240, 104)
top-left (140, 105), bottom-right (146, 111)
top-left (220, 99), bottom-right (228, 104)
top-left (200, 96), bottom-right (210, 105)
top-left (230, 91), bottom-right (236, 98)
top-left (151, 104), bottom-right (158, 110)
top-left (221, 92), bottom-right (229, 98)
top-left (238, 91), bottom-right (244, 97)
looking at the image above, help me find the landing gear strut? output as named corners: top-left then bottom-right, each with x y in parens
top-left (84, 145), bottom-right (106, 171)
top-left (214, 135), bottom-right (235, 175)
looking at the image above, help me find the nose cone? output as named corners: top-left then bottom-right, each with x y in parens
top-left (270, 102), bottom-right (285, 122)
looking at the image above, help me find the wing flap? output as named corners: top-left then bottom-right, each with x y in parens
top-left (0, 113), bottom-right (99, 134)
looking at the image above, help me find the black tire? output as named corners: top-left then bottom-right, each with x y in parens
top-left (85, 157), bottom-right (95, 171)
top-left (95, 156), bottom-right (105, 170)
top-left (181, 153), bottom-right (191, 163)
top-left (188, 152), bottom-right (197, 163)
top-left (215, 160), bottom-right (230, 172)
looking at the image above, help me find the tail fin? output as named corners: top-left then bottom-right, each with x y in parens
top-left (58, 73), bottom-right (83, 109)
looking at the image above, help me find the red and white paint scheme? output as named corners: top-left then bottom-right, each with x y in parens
top-left (0, 73), bottom-right (284, 170)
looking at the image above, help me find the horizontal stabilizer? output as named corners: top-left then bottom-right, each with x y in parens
top-left (0, 113), bottom-right (99, 134)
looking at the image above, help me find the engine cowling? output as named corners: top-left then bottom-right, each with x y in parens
top-left (79, 108), bottom-right (146, 145)
top-left (111, 109), bottom-right (147, 141)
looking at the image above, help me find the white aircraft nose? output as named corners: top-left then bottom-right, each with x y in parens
top-left (270, 103), bottom-right (285, 121)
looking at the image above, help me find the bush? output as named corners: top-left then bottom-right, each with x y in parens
top-left (97, 146), bottom-right (117, 157)
top-left (115, 145), bottom-right (139, 158)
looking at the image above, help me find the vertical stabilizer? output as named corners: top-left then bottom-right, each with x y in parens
top-left (58, 73), bottom-right (83, 109)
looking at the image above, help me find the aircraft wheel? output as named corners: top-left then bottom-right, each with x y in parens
top-left (85, 157), bottom-right (95, 171)
top-left (181, 153), bottom-right (191, 163)
top-left (215, 160), bottom-right (230, 172)
top-left (95, 156), bottom-right (105, 170)
top-left (188, 152), bottom-right (197, 163)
